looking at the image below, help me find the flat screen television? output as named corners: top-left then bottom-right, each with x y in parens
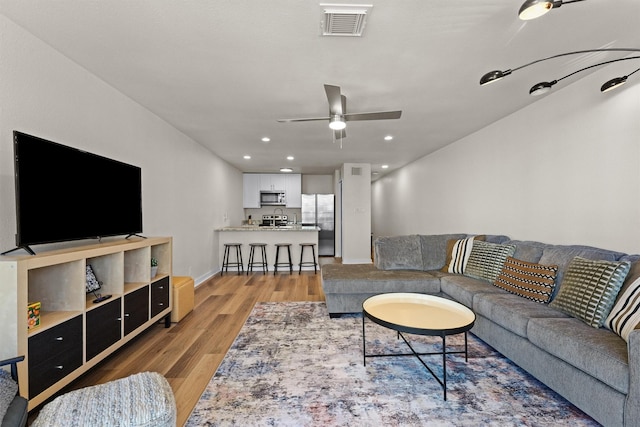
top-left (7, 131), bottom-right (143, 254)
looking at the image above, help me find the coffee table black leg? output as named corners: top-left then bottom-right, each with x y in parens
top-left (465, 331), bottom-right (468, 362)
top-left (362, 314), bottom-right (366, 367)
top-left (442, 334), bottom-right (447, 401)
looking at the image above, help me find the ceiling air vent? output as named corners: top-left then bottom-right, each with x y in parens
top-left (320, 4), bottom-right (372, 37)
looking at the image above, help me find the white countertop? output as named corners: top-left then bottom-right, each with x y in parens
top-left (217, 225), bottom-right (320, 232)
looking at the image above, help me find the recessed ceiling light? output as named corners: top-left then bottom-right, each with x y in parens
top-left (381, 164), bottom-right (389, 169)
top-left (384, 135), bottom-right (393, 141)
top-left (243, 155), bottom-right (251, 160)
top-left (372, 171), bottom-right (379, 175)
top-left (280, 167), bottom-right (293, 173)
top-left (287, 156), bottom-right (294, 161)
top-left (261, 137), bottom-right (271, 142)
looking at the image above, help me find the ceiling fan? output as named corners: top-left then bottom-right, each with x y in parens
top-left (277, 84), bottom-right (402, 145)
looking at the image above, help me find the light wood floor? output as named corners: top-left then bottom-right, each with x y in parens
top-left (28, 259), bottom-right (334, 426)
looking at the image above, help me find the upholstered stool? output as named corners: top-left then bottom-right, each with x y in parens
top-left (247, 243), bottom-right (268, 274)
top-left (273, 243), bottom-right (293, 274)
top-left (171, 276), bottom-right (194, 322)
top-left (222, 243), bottom-right (244, 275)
top-left (299, 243), bottom-right (318, 274)
top-left (32, 371), bottom-right (176, 427)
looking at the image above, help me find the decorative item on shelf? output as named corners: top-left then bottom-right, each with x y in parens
top-left (28, 301), bottom-right (41, 330)
top-left (518, 0), bottom-right (586, 20)
top-left (151, 257), bottom-right (159, 278)
top-left (86, 264), bottom-right (111, 303)
top-left (479, 48), bottom-right (640, 96)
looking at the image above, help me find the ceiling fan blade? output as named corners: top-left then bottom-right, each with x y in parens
top-left (277, 117), bottom-right (329, 123)
top-left (344, 110), bottom-right (402, 121)
top-left (341, 95), bottom-right (347, 115)
top-left (324, 84), bottom-right (343, 116)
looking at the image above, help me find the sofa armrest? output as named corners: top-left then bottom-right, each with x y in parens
top-left (626, 329), bottom-right (640, 426)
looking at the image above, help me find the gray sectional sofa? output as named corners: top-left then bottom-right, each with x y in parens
top-left (321, 233), bottom-right (640, 427)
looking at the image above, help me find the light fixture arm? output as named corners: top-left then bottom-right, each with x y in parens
top-left (480, 48), bottom-right (640, 86)
top-left (529, 56), bottom-right (640, 96)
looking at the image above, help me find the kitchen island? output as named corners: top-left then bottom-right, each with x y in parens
top-left (216, 226), bottom-right (320, 272)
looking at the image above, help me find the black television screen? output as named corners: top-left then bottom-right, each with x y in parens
top-left (11, 131), bottom-right (142, 252)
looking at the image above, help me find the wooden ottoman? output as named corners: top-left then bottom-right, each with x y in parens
top-left (32, 371), bottom-right (176, 427)
top-left (171, 276), bottom-right (194, 322)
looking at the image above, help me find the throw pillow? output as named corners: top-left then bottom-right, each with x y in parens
top-left (605, 276), bottom-right (640, 342)
top-left (494, 257), bottom-right (558, 303)
top-left (550, 257), bottom-right (631, 328)
top-left (441, 236), bottom-right (484, 274)
top-left (464, 241), bottom-right (516, 283)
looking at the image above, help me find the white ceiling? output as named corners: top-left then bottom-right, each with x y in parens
top-left (1, 1), bottom-right (639, 179)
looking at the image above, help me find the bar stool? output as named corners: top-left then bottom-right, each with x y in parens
top-left (273, 243), bottom-right (293, 274)
top-left (221, 243), bottom-right (243, 275)
top-left (299, 243), bottom-right (318, 274)
top-left (247, 243), bottom-right (268, 274)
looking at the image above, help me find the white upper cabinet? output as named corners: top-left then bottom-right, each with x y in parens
top-left (285, 174), bottom-right (302, 208)
top-left (243, 174), bottom-right (260, 208)
top-left (259, 174), bottom-right (286, 192)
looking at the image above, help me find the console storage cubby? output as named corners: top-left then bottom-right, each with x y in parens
top-left (0, 236), bottom-right (172, 410)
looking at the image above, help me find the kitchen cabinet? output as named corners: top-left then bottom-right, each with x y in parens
top-left (243, 174), bottom-right (260, 208)
top-left (260, 174), bottom-right (286, 192)
top-left (285, 174), bottom-right (302, 208)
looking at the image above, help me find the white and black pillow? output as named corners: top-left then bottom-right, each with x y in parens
top-left (606, 277), bottom-right (640, 341)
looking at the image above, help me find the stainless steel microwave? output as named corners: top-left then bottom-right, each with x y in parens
top-left (260, 191), bottom-right (286, 206)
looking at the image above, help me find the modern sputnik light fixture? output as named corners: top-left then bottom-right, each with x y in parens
top-left (480, 48), bottom-right (640, 95)
top-left (518, 0), bottom-right (587, 20)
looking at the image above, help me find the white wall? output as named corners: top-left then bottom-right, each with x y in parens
top-left (372, 65), bottom-right (640, 254)
top-left (302, 175), bottom-right (334, 194)
top-left (341, 163), bottom-right (371, 263)
top-left (0, 15), bottom-right (244, 283)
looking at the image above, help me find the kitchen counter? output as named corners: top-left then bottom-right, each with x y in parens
top-left (216, 226), bottom-right (320, 272)
top-left (217, 225), bottom-right (320, 231)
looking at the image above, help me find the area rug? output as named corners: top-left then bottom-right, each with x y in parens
top-left (187, 302), bottom-right (599, 426)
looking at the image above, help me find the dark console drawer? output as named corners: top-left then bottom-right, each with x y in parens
top-left (151, 276), bottom-right (170, 318)
top-left (28, 315), bottom-right (83, 399)
top-left (86, 298), bottom-right (122, 361)
top-left (124, 286), bottom-right (149, 335)
top-left (29, 348), bottom-right (83, 399)
top-left (28, 315), bottom-right (82, 367)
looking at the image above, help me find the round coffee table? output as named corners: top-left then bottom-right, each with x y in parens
top-left (362, 292), bottom-right (476, 400)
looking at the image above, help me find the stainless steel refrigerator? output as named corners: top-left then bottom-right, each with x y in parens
top-left (301, 194), bottom-right (335, 256)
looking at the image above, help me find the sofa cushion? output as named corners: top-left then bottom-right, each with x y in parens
top-left (606, 276), bottom-right (640, 342)
top-left (527, 317), bottom-right (629, 394)
top-left (321, 264), bottom-right (441, 294)
top-left (493, 256), bottom-right (558, 303)
top-left (374, 235), bottom-right (423, 270)
top-left (464, 241), bottom-right (516, 283)
top-left (419, 233), bottom-right (466, 270)
top-left (503, 240), bottom-right (550, 263)
top-left (440, 274), bottom-right (503, 309)
top-left (473, 292), bottom-right (569, 337)
top-left (550, 257), bottom-right (630, 328)
top-left (442, 236), bottom-right (484, 274)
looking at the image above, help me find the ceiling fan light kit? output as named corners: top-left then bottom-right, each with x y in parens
top-left (329, 115), bottom-right (346, 130)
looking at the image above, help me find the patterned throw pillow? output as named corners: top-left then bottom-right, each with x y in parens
top-left (441, 236), bottom-right (482, 274)
top-left (605, 277), bottom-right (640, 342)
top-left (550, 257), bottom-right (630, 328)
top-left (494, 257), bottom-right (558, 303)
top-left (464, 241), bottom-right (516, 283)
